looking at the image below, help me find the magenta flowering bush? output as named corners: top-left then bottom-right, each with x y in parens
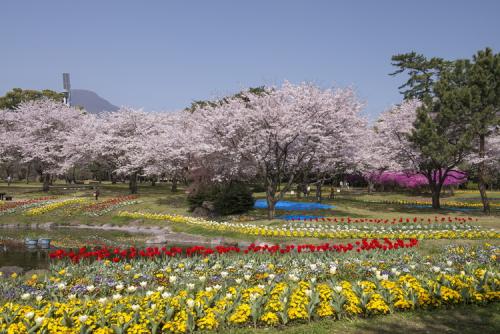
top-left (366, 170), bottom-right (467, 189)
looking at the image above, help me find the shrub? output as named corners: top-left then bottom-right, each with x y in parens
top-left (187, 182), bottom-right (254, 215)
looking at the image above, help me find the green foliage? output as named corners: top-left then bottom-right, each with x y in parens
top-left (409, 59), bottom-right (475, 174)
top-left (185, 86), bottom-right (267, 112)
top-left (187, 182), bottom-right (255, 215)
top-left (468, 48), bottom-right (500, 135)
top-left (390, 52), bottom-right (450, 99)
top-left (250, 183), bottom-right (266, 193)
top-left (0, 88), bottom-right (65, 110)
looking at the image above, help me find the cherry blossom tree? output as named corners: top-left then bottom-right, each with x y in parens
top-left (193, 82), bottom-right (365, 219)
top-left (6, 99), bottom-right (86, 191)
top-left (136, 111), bottom-right (193, 191)
top-left (95, 107), bottom-right (161, 194)
top-left (0, 108), bottom-right (21, 182)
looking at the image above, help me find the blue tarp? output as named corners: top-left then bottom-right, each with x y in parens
top-left (254, 199), bottom-right (335, 211)
top-left (278, 215), bottom-right (326, 221)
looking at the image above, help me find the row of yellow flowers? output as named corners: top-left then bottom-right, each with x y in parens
top-left (116, 211), bottom-right (500, 240)
top-left (455, 190), bottom-right (500, 195)
top-left (1, 272), bottom-right (498, 333)
top-left (25, 198), bottom-right (89, 216)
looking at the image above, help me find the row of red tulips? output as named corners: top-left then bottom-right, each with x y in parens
top-left (82, 195), bottom-right (138, 213)
top-left (49, 238), bottom-right (419, 263)
top-left (288, 216), bottom-right (478, 223)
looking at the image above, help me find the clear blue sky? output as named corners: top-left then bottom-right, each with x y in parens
top-left (1, 0), bottom-right (499, 118)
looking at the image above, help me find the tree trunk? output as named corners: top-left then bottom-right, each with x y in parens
top-left (171, 179), bottom-right (178, 192)
top-left (315, 182), bottom-right (322, 202)
top-left (42, 173), bottom-right (50, 192)
top-left (430, 181), bottom-right (442, 209)
top-left (478, 134), bottom-right (490, 214)
top-left (329, 182), bottom-right (335, 199)
top-left (25, 163), bottom-right (31, 184)
top-left (110, 172), bottom-right (117, 184)
top-left (266, 196), bottom-right (277, 220)
top-left (129, 172), bottom-right (138, 194)
top-left (151, 179), bottom-right (156, 187)
top-left (367, 181), bottom-right (374, 193)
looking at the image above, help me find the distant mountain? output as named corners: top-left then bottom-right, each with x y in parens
top-left (70, 89), bottom-right (118, 114)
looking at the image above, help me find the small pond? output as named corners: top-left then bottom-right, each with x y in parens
top-left (0, 246), bottom-right (51, 270)
top-left (0, 226), bottom-right (243, 270)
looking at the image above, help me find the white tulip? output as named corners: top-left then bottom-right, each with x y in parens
top-left (78, 315), bottom-right (88, 323)
top-left (131, 304), bottom-right (140, 311)
top-left (25, 312), bottom-right (35, 320)
top-left (21, 293), bottom-right (31, 300)
top-left (35, 317), bottom-right (45, 326)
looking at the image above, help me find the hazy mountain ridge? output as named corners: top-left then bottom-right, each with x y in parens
top-left (71, 89), bottom-right (118, 114)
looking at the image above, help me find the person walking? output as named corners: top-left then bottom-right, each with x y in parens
top-left (93, 187), bottom-right (100, 200)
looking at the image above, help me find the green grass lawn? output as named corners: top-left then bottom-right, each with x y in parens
top-left (227, 303), bottom-right (500, 334)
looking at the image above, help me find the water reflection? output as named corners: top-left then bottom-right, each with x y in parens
top-left (0, 245), bottom-right (50, 270)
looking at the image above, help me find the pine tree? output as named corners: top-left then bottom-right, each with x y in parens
top-left (468, 48), bottom-right (500, 214)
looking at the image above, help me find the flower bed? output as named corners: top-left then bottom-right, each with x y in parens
top-left (116, 211), bottom-right (499, 240)
top-left (82, 195), bottom-right (140, 217)
top-left (49, 239), bottom-right (419, 263)
top-left (0, 244), bottom-right (498, 333)
top-left (0, 197), bottom-right (56, 216)
top-left (354, 198), bottom-right (500, 209)
top-left (25, 198), bottom-right (89, 216)
top-left (285, 215), bottom-right (478, 223)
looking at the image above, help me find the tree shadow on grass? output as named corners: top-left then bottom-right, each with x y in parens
top-left (353, 304), bottom-right (500, 334)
